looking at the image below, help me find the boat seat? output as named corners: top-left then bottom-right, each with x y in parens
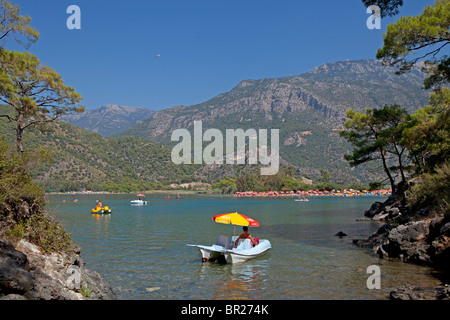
top-left (236, 239), bottom-right (251, 251)
top-left (216, 235), bottom-right (234, 249)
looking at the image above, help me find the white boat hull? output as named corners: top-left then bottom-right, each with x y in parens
top-left (130, 200), bottom-right (149, 205)
top-left (188, 236), bottom-right (271, 264)
top-left (225, 242), bottom-right (271, 263)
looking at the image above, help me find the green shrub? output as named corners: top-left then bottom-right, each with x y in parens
top-left (80, 284), bottom-right (94, 298)
top-left (407, 163), bottom-right (450, 217)
top-left (0, 139), bottom-right (73, 254)
top-left (5, 222), bottom-right (26, 239)
top-left (24, 213), bottom-right (73, 254)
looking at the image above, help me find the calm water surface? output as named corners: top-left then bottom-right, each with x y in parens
top-left (47, 194), bottom-right (443, 300)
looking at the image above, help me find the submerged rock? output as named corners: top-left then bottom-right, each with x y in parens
top-left (334, 231), bottom-right (347, 237)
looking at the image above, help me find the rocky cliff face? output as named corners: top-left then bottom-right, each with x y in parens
top-left (120, 59), bottom-right (429, 142)
top-left (0, 238), bottom-right (116, 300)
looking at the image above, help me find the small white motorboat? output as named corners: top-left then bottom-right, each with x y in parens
top-left (131, 194), bottom-right (148, 205)
top-left (294, 196), bottom-right (309, 202)
top-left (130, 199), bottom-right (149, 205)
top-left (187, 235), bottom-right (271, 264)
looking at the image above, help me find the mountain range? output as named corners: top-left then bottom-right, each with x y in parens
top-left (116, 59), bottom-right (430, 184)
top-left (0, 59), bottom-right (432, 191)
top-left (61, 105), bottom-right (155, 137)
top-left (120, 59), bottom-right (427, 139)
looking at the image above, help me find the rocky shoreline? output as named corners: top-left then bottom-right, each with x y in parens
top-left (0, 238), bottom-right (116, 300)
top-left (352, 192), bottom-right (450, 300)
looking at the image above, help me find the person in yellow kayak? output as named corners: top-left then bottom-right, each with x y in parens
top-left (234, 226), bottom-right (259, 247)
top-left (96, 200), bottom-right (102, 208)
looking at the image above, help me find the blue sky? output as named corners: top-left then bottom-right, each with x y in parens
top-left (13, 0), bottom-right (432, 110)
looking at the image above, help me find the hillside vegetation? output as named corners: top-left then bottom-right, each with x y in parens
top-left (118, 59), bottom-right (430, 184)
top-left (0, 108), bottom-right (198, 192)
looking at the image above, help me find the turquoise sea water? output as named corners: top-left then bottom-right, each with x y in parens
top-left (47, 194), bottom-right (443, 300)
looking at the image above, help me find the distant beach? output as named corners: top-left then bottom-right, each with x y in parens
top-left (234, 189), bottom-right (391, 198)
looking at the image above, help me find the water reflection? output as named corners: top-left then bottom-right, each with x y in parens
top-left (90, 213), bottom-right (111, 237)
top-left (195, 259), bottom-right (270, 300)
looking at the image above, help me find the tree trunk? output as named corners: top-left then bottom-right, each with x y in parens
top-left (412, 152), bottom-right (424, 175)
top-left (394, 144), bottom-right (406, 185)
top-left (380, 149), bottom-right (396, 193)
top-left (16, 112), bottom-right (24, 154)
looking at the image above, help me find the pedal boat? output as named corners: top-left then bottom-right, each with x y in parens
top-left (188, 235), bottom-right (271, 264)
top-left (91, 206), bottom-right (112, 214)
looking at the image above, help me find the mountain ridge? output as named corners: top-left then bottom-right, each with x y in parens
top-left (0, 59), bottom-right (431, 191)
top-left (119, 59), bottom-right (428, 139)
top-left (61, 104), bottom-right (155, 137)
top-left (114, 59), bottom-right (430, 184)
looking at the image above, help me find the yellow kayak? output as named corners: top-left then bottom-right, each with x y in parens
top-left (91, 206), bottom-right (112, 214)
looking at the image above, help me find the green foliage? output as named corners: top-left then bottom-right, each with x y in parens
top-left (20, 213), bottom-right (73, 254)
top-left (376, 0), bottom-right (450, 89)
top-left (0, 0), bottom-right (39, 48)
top-left (0, 50), bottom-right (84, 153)
top-left (340, 90), bottom-right (449, 196)
top-left (0, 138), bottom-right (73, 253)
top-left (212, 177), bottom-right (237, 194)
top-left (365, 0), bottom-right (450, 219)
top-left (402, 88), bottom-right (450, 174)
top-left (339, 104), bottom-right (411, 192)
top-left (0, 118), bottom-right (201, 192)
top-left (361, 0), bottom-right (404, 18)
top-left (320, 170), bottom-right (331, 183)
top-left (0, 139), bottom-right (46, 225)
top-left (235, 168), bottom-right (313, 192)
top-left (233, 167), bottom-right (372, 192)
top-left (314, 181), bottom-right (344, 192)
top-left (369, 181), bottom-right (384, 191)
top-left (236, 173), bottom-right (261, 192)
top-left (6, 222), bottom-right (25, 239)
top-left (80, 284), bottom-right (94, 298)
top-left (407, 163), bottom-right (450, 217)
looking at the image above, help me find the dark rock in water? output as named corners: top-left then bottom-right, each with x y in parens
top-left (363, 192), bottom-right (408, 222)
top-left (364, 202), bottom-right (385, 218)
top-left (335, 231), bottom-right (347, 237)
